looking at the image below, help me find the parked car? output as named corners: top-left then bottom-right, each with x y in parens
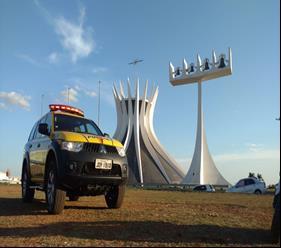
top-left (271, 180), bottom-right (280, 243)
top-left (226, 177), bottom-right (266, 194)
top-left (193, 184), bottom-right (215, 192)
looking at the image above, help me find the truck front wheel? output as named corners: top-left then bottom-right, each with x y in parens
top-left (105, 185), bottom-right (125, 209)
top-left (45, 160), bottom-right (66, 214)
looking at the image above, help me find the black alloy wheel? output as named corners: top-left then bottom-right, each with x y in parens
top-left (45, 160), bottom-right (66, 214)
top-left (105, 184), bottom-right (125, 209)
top-left (21, 165), bottom-right (35, 203)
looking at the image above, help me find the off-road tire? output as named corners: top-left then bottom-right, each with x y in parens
top-left (271, 194), bottom-right (280, 244)
top-left (271, 207), bottom-right (280, 243)
top-left (105, 184), bottom-right (125, 209)
top-left (21, 164), bottom-right (35, 203)
top-left (45, 160), bottom-right (66, 214)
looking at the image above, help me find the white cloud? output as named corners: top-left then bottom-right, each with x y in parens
top-left (215, 149), bottom-right (280, 185)
top-left (175, 149), bottom-right (280, 185)
top-left (34, 2), bottom-right (95, 63)
top-left (71, 83), bottom-right (97, 98)
top-left (85, 91), bottom-right (97, 98)
top-left (0, 102), bottom-right (6, 109)
top-left (245, 143), bottom-right (264, 152)
top-left (57, 80), bottom-right (112, 107)
top-left (54, 6), bottom-right (94, 63)
top-left (16, 54), bottom-right (40, 66)
top-left (48, 52), bottom-right (60, 64)
top-left (0, 91), bottom-right (31, 110)
top-left (214, 149), bottom-right (279, 162)
top-left (33, 0), bottom-right (53, 25)
top-left (74, 85), bottom-right (81, 91)
top-left (61, 88), bottom-right (79, 103)
top-left (92, 67), bottom-right (107, 74)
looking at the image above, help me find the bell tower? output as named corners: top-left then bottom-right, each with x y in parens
top-left (169, 48), bottom-right (232, 186)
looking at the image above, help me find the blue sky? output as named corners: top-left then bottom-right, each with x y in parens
top-left (0, 0), bottom-right (280, 184)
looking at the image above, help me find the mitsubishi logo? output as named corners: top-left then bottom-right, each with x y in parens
top-left (99, 145), bottom-right (107, 154)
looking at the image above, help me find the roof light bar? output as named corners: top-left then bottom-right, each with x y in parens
top-left (49, 104), bottom-right (84, 117)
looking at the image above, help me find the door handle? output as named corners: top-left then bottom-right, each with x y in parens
top-left (37, 144), bottom-right (41, 148)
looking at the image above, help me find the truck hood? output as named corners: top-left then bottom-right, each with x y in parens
top-left (53, 131), bottom-right (123, 147)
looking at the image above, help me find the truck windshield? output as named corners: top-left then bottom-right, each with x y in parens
top-left (54, 114), bottom-right (103, 136)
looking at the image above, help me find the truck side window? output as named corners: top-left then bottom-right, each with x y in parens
top-left (34, 115), bottom-right (47, 139)
top-left (45, 113), bottom-right (52, 134)
top-left (28, 123), bottom-right (37, 141)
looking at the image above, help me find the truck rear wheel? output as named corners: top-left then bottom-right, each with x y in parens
top-left (271, 207), bottom-right (280, 243)
top-left (271, 194), bottom-right (280, 243)
top-left (21, 165), bottom-right (35, 203)
top-left (45, 160), bottom-right (66, 214)
top-left (68, 194), bottom-right (79, 201)
top-left (105, 185), bottom-right (125, 209)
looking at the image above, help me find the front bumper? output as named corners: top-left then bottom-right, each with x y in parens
top-left (56, 149), bottom-right (128, 191)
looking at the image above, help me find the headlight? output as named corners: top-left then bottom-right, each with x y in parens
top-left (116, 146), bottom-right (126, 157)
top-left (61, 142), bottom-right (83, 152)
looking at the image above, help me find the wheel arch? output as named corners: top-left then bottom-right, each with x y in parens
top-left (21, 154), bottom-right (31, 179)
top-left (44, 149), bottom-right (59, 183)
top-left (255, 189), bottom-right (262, 194)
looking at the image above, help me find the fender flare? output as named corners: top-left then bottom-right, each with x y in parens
top-left (22, 153), bottom-right (31, 179)
top-left (45, 142), bottom-right (61, 180)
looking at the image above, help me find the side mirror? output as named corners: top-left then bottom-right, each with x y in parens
top-left (38, 123), bottom-right (49, 136)
top-left (104, 133), bottom-right (110, 138)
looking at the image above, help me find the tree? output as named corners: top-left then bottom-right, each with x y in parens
top-left (249, 172), bottom-right (255, 178)
top-left (257, 173), bottom-right (264, 181)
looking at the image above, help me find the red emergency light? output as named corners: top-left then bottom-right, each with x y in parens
top-left (49, 104), bottom-right (84, 117)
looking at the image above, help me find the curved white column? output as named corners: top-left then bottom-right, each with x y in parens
top-left (134, 80), bottom-right (144, 183)
top-left (119, 93), bottom-right (129, 143)
top-left (182, 82), bottom-right (230, 185)
top-left (145, 86), bottom-right (184, 178)
top-left (123, 79), bottom-right (133, 151)
top-left (139, 81), bottom-right (171, 183)
top-left (112, 84), bottom-right (123, 140)
top-left (113, 80), bottom-right (184, 184)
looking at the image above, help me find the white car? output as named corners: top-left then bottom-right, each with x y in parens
top-left (193, 184), bottom-right (215, 192)
top-left (226, 177), bottom-right (266, 194)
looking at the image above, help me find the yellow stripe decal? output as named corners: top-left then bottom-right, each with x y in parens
top-left (55, 131), bottom-right (124, 148)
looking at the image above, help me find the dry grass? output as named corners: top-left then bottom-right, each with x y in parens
top-left (0, 184), bottom-right (278, 247)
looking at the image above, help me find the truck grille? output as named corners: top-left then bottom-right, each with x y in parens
top-left (83, 143), bottom-right (117, 154)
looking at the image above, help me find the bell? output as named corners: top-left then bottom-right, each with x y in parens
top-left (218, 54), bottom-right (226, 68)
top-left (189, 63), bottom-right (195, 73)
top-left (175, 67), bottom-right (181, 76)
top-left (203, 58), bottom-right (210, 71)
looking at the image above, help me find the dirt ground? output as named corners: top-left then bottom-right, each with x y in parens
top-left (0, 184), bottom-right (278, 247)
